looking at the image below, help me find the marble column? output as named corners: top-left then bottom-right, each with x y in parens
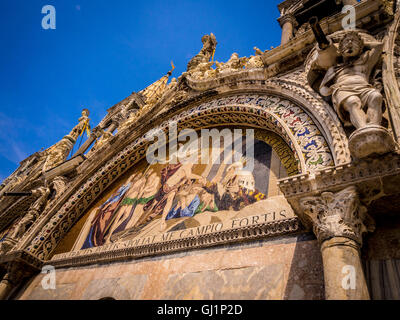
top-left (300, 186), bottom-right (374, 300)
top-left (278, 14), bottom-right (297, 45)
top-left (0, 262), bottom-right (25, 300)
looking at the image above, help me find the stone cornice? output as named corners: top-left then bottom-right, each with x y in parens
top-left (278, 152), bottom-right (400, 206)
top-left (262, 0), bottom-right (384, 77)
top-left (278, 13), bottom-right (299, 27)
top-left (0, 250), bottom-right (43, 272)
top-left (50, 217), bottom-right (303, 269)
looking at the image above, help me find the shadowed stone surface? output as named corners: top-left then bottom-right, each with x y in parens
top-left (161, 265), bottom-right (285, 300)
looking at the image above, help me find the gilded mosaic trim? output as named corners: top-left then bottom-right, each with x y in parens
top-left (25, 94), bottom-right (333, 260)
top-left (50, 217), bottom-right (303, 268)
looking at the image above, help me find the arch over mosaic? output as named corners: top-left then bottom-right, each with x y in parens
top-left (24, 93), bottom-right (334, 260)
top-left (172, 94), bottom-right (334, 171)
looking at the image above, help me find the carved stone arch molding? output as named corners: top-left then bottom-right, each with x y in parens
top-left (18, 80), bottom-right (349, 261)
top-left (383, 10), bottom-right (400, 141)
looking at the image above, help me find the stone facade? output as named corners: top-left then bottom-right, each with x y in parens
top-left (1, 0), bottom-right (400, 300)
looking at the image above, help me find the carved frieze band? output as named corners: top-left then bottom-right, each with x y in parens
top-left (49, 217), bottom-right (303, 269)
top-left (279, 153), bottom-right (400, 200)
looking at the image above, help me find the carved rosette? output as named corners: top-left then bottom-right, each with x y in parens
top-left (300, 186), bottom-right (374, 246)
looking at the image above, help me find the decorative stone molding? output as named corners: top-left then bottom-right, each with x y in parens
top-left (278, 14), bottom-right (298, 28)
top-left (348, 125), bottom-right (397, 159)
top-left (278, 153), bottom-right (400, 202)
top-left (383, 10), bottom-right (400, 141)
top-left (0, 251), bottom-right (43, 300)
top-left (179, 69), bottom-right (350, 165)
top-left (22, 93), bottom-right (335, 260)
top-left (0, 250), bottom-right (43, 272)
top-left (299, 186), bottom-right (374, 245)
top-left (0, 194), bottom-right (37, 232)
top-left (8, 69), bottom-right (349, 262)
top-left (49, 217), bottom-right (303, 268)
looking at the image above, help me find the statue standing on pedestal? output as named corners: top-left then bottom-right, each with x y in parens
top-left (315, 31), bottom-right (384, 129)
top-left (307, 19), bottom-right (396, 158)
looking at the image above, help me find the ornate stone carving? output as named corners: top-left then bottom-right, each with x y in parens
top-left (279, 153), bottom-right (400, 203)
top-left (187, 61), bottom-right (216, 80)
top-left (50, 217), bottom-right (302, 268)
top-left (0, 187), bottom-right (50, 255)
top-left (348, 125), bottom-right (397, 158)
top-left (215, 53), bottom-right (248, 75)
top-left (88, 130), bottom-right (114, 156)
top-left (25, 93), bottom-right (336, 260)
top-left (187, 33), bottom-right (217, 72)
top-left (42, 109), bottom-right (90, 172)
top-left (245, 54), bottom-right (264, 69)
top-left (308, 29), bottom-right (396, 158)
top-left (0, 257), bottom-right (41, 300)
top-left (383, 9), bottom-right (400, 142)
top-left (0, 262), bottom-right (27, 300)
top-left (50, 176), bottom-right (69, 198)
top-left (299, 186), bottom-right (374, 245)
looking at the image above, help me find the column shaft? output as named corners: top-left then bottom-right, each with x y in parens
top-left (0, 275), bottom-right (14, 300)
top-left (321, 237), bottom-right (370, 300)
top-left (281, 20), bottom-right (294, 45)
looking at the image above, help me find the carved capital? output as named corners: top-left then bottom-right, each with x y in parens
top-left (278, 14), bottom-right (298, 28)
top-left (300, 186), bottom-right (375, 246)
top-left (0, 259), bottom-right (39, 300)
top-left (1, 262), bottom-right (26, 287)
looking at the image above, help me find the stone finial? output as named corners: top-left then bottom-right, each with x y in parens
top-left (299, 186), bottom-right (375, 246)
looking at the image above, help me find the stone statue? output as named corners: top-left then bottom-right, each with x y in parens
top-left (215, 53), bottom-right (248, 75)
top-left (245, 49), bottom-right (265, 70)
top-left (188, 61), bottom-right (215, 80)
top-left (91, 130), bottom-right (114, 153)
top-left (314, 31), bottom-right (384, 129)
top-left (253, 47), bottom-right (263, 56)
top-left (187, 33), bottom-right (217, 72)
top-left (42, 109), bottom-right (90, 172)
top-left (308, 26), bottom-right (396, 158)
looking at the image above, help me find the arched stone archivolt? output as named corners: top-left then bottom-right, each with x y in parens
top-left (175, 68), bottom-right (351, 166)
top-left (170, 94), bottom-right (334, 171)
top-left (383, 10), bottom-right (400, 141)
top-left (24, 92), bottom-right (335, 260)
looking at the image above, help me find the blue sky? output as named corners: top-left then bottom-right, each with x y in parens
top-left (0, 0), bottom-right (282, 182)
